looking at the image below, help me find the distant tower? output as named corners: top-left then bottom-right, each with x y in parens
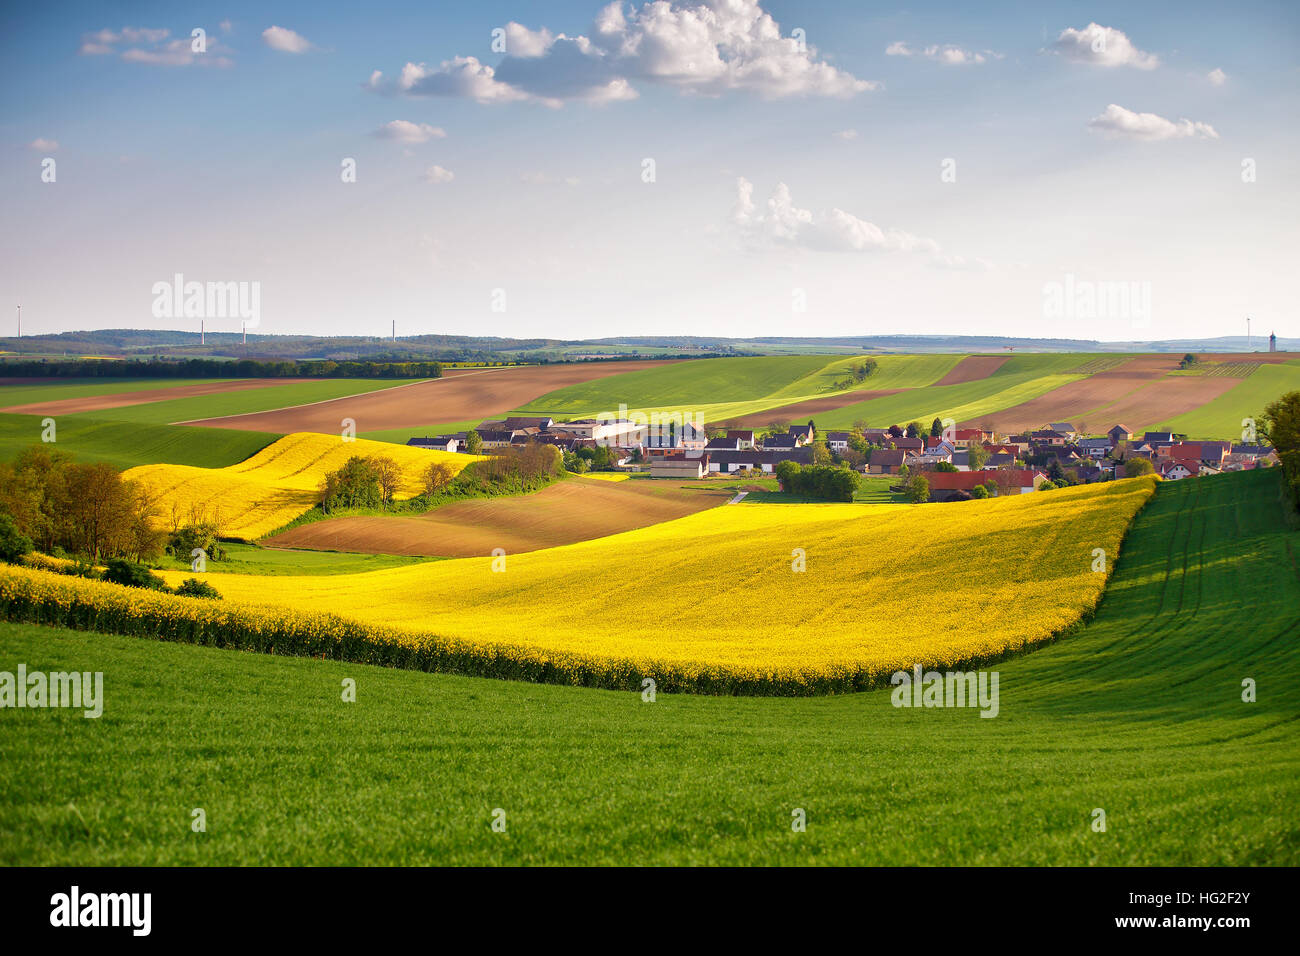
top-left (200, 318), bottom-right (205, 345)
top-left (1270, 332), bottom-right (1277, 353)
top-left (392, 319), bottom-right (396, 342)
top-left (15, 304), bottom-right (20, 338)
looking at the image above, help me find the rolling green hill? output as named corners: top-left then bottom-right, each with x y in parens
top-left (1, 469), bottom-right (1294, 865)
top-left (516, 355), bottom-right (839, 417)
top-left (0, 414), bottom-right (279, 470)
top-left (1160, 361), bottom-right (1300, 439)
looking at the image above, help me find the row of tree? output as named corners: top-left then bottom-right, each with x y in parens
top-left (0, 358), bottom-right (443, 379)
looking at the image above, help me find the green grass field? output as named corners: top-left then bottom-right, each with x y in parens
top-left (516, 355), bottom-right (839, 418)
top-left (67, 378), bottom-right (418, 426)
top-left (1161, 362), bottom-right (1300, 439)
top-left (0, 413), bottom-right (279, 469)
top-left (1, 468), bottom-right (1294, 865)
top-left (0, 377), bottom-right (240, 407)
top-left (809, 354), bottom-right (1089, 429)
top-left (156, 543), bottom-right (432, 576)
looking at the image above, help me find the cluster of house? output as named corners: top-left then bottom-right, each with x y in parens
top-left (407, 416), bottom-right (1279, 496)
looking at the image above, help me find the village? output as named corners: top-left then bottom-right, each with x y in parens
top-left (406, 415), bottom-right (1281, 502)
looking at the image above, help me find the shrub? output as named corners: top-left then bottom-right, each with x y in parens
top-left (173, 577), bottom-right (222, 600)
top-left (0, 512), bottom-right (33, 563)
top-left (971, 485), bottom-right (989, 499)
top-left (102, 558), bottom-right (168, 590)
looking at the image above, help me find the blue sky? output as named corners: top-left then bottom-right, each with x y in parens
top-left (2, 0), bottom-right (1297, 342)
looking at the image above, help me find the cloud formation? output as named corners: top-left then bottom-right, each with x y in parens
top-left (1207, 68), bottom-right (1227, 86)
top-left (885, 41), bottom-right (1000, 65)
top-left (421, 165), bottom-right (455, 184)
top-left (78, 26), bottom-right (232, 67)
top-left (373, 120), bottom-right (447, 143)
top-left (367, 1), bottom-right (877, 106)
top-left (262, 26), bottom-right (312, 53)
top-left (1051, 23), bottom-right (1159, 69)
top-left (732, 178), bottom-right (947, 258)
top-left (1087, 104), bottom-right (1219, 141)
top-left (28, 138), bottom-right (59, 151)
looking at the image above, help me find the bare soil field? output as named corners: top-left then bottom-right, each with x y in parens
top-left (0, 378), bottom-right (318, 416)
top-left (964, 355), bottom-right (1242, 433)
top-left (262, 474), bottom-right (729, 557)
top-left (720, 390), bottom-right (904, 428)
top-left (183, 361), bottom-right (673, 433)
top-left (934, 355), bottom-right (1009, 386)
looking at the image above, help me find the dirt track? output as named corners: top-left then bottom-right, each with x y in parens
top-left (263, 475), bottom-right (729, 557)
top-left (0, 378), bottom-right (319, 416)
top-left (719, 390), bottom-right (904, 428)
top-left (182, 360), bottom-right (672, 433)
top-left (934, 355), bottom-right (1009, 386)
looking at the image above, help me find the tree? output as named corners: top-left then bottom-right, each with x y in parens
top-left (1261, 390), bottom-right (1300, 506)
top-left (904, 475), bottom-right (930, 503)
top-left (369, 455), bottom-right (403, 505)
top-left (934, 461), bottom-right (958, 473)
top-left (810, 440), bottom-right (831, 466)
top-left (463, 429), bottom-right (483, 455)
top-left (967, 443), bottom-right (990, 470)
top-left (1179, 353), bottom-right (1199, 369)
top-left (930, 418), bottom-right (943, 438)
top-left (970, 484), bottom-right (989, 499)
top-left (424, 461), bottom-right (458, 496)
top-left (1123, 457), bottom-right (1155, 477)
top-left (0, 512), bottom-right (32, 563)
top-left (905, 421), bottom-right (924, 439)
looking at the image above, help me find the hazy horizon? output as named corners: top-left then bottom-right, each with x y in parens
top-left (3, 1), bottom-right (1297, 342)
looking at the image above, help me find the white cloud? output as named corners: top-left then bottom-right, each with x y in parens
top-left (733, 178), bottom-right (946, 258)
top-left (368, 0), bottom-right (877, 106)
top-left (833, 129), bottom-right (858, 141)
top-left (885, 41), bottom-right (999, 65)
top-left (421, 165), bottom-right (455, 184)
top-left (503, 22), bottom-right (556, 57)
top-left (80, 27), bottom-right (233, 67)
top-left (1051, 23), bottom-right (1159, 70)
top-left (262, 25), bottom-right (312, 53)
top-left (28, 138), bottom-right (59, 151)
top-left (1208, 68), bottom-right (1227, 86)
top-left (219, 20), bottom-right (233, 35)
top-left (1087, 104), bottom-right (1219, 141)
top-left (373, 120), bottom-right (447, 143)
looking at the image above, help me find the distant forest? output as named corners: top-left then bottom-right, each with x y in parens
top-left (0, 358), bottom-right (445, 380)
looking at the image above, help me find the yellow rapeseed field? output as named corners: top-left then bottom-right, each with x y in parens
top-left (148, 477), bottom-right (1157, 688)
top-left (125, 432), bottom-right (476, 540)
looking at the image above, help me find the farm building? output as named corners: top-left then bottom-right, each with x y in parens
top-left (649, 453), bottom-right (709, 479)
top-left (867, 449), bottom-right (907, 475)
top-left (708, 448), bottom-right (812, 474)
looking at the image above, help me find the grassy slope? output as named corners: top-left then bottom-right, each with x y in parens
top-left (73, 378), bottom-right (417, 426)
top-left (155, 543), bottom-right (433, 576)
top-left (0, 413), bottom-right (279, 469)
top-left (1160, 361), bottom-right (1300, 438)
top-left (0, 378), bottom-right (239, 407)
top-left (804, 354), bottom-right (1086, 429)
top-left (1, 469), bottom-right (1295, 865)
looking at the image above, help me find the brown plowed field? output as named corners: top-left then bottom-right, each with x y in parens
top-left (962, 355), bottom-right (1243, 433)
top-left (263, 474), bottom-right (730, 557)
top-left (182, 360), bottom-right (673, 433)
top-left (719, 390), bottom-right (904, 428)
top-left (0, 378), bottom-right (320, 416)
top-left (934, 355), bottom-right (1009, 386)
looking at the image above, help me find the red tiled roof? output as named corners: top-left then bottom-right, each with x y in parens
top-left (924, 469), bottom-right (1043, 490)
